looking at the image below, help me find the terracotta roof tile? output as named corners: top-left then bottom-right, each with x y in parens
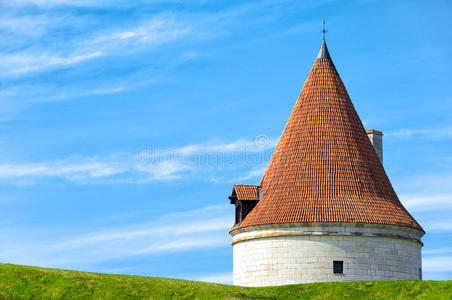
top-left (233, 184), bottom-right (259, 201)
top-left (232, 41), bottom-right (423, 232)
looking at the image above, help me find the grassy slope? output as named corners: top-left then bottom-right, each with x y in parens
top-left (0, 263), bottom-right (451, 299)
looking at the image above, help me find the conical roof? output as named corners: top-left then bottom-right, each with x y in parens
top-left (234, 40), bottom-right (423, 232)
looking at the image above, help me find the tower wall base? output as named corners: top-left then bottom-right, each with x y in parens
top-left (231, 223), bottom-right (423, 287)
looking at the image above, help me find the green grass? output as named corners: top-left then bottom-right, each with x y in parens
top-left (0, 263), bottom-right (450, 299)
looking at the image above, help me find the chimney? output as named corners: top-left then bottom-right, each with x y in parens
top-left (366, 129), bottom-right (383, 163)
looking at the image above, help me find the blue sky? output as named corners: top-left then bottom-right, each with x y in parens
top-left (0, 0), bottom-right (451, 283)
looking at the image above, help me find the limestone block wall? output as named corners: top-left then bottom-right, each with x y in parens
top-left (231, 223), bottom-right (423, 287)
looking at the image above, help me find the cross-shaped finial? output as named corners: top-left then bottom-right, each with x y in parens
top-left (322, 20), bottom-right (328, 40)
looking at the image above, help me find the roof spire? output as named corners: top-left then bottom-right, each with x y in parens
top-left (317, 21), bottom-right (331, 59)
top-left (316, 39), bottom-right (331, 60)
top-left (321, 20), bottom-right (328, 40)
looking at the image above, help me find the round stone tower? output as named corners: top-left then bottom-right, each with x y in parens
top-left (228, 39), bottom-right (424, 287)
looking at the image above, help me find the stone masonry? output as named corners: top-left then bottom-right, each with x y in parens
top-left (232, 223), bottom-right (423, 286)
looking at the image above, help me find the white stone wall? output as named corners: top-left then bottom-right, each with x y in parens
top-left (231, 223), bottom-right (423, 286)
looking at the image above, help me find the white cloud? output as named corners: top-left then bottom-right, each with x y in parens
top-left (4, 0), bottom-right (113, 8)
top-left (397, 176), bottom-right (452, 232)
top-left (423, 255), bottom-right (452, 272)
top-left (90, 87), bottom-right (124, 95)
top-left (398, 174), bottom-right (452, 191)
top-left (0, 160), bottom-right (124, 179)
top-left (195, 272), bottom-right (233, 284)
top-left (0, 52), bottom-right (104, 75)
top-left (423, 248), bottom-right (452, 255)
top-left (421, 220), bottom-right (452, 232)
top-left (87, 17), bottom-right (190, 52)
top-left (389, 126), bottom-right (452, 139)
top-left (0, 136), bottom-right (276, 184)
top-left (230, 165), bottom-right (267, 182)
top-left (0, 155), bottom-right (188, 184)
top-left (134, 160), bottom-right (189, 181)
top-left (56, 207), bottom-right (231, 249)
top-left (390, 128), bottom-right (429, 137)
top-left (0, 14), bottom-right (65, 40)
top-left (5, 0), bottom-right (181, 8)
top-left (0, 16), bottom-right (190, 76)
top-left (135, 236), bottom-right (228, 255)
top-left (396, 174), bottom-right (452, 234)
top-left (157, 137), bottom-right (277, 157)
top-left (401, 194), bottom-right (452, 211)
top-left (0, 205), bottom-right (233, 269)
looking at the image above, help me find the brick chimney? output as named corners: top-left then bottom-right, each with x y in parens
top-left (366, 129), bottom-right (383, 163)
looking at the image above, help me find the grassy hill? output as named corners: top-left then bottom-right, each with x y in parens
top-left (0, 263), bottom-right (451, 299)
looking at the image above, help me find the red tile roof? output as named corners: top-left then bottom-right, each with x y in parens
top-left (232, 41), bottom-right (423, 232)
top-left (233, 184), bottom-right (259, 201)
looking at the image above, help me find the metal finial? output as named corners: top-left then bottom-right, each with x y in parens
top-left (321, 20), bottom-right (328, 40)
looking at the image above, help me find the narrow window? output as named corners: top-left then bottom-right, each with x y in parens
top-left (235, 204), bottom-right (241, 225)
top-left (333, 261), bottom-right (343, 274)
top-left (419, 268), bottom-right (422, 280)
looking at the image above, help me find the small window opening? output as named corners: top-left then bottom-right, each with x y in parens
top-left (333, 261), bottom-right (343, 274)
top-left (419, 268), bottom-right (422, 280)
top-left (235, 205), bottom-right (241, 225)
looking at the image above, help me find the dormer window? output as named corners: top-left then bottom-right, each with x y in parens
top-left (229, 185), bottom-right (260, 225)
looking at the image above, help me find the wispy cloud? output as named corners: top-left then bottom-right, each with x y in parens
top-left (0, 205), bottom-right (232, 269)
top-left (423, 255), bottom-right (452, 272)
top-left (389, 126), bottom-right (452, 139)
top-left (0, 154), bottom-right (187, 184)
top-left (397, 173), bottom-right (452, 191)
top-left (134, 237), bottom-right (227, 255)
top-left (195, 272), bottom-right (232, 284)
top-left (4, 0), bottom-right (122, 8)
top-left (0, 52), bottom-right (104, 75)
top-left (229, 165), bottom-right (267, 182)
top-left (148, 136), bottom-right (277, 157)
top-left (0, 16), bottom-right (190, 76)
top-left (421, 219), bottom-right (452, 232)
top-left (0, 0), bottom-right (313, 124)
top-left (0, 8), bottom-right (201, 123)
top-left (93, 18), bottom-right (189, 46)
top-left (55, 206), bottom-right (231, 251)
top-left (0, 159), bottom-right (125, 179)
top-left (396, 172), bottom-right (452, 233)
top-left (5, 0), bottom-right (180, 8)
top-left (56, 206), bottom-right (231, 250)
top-left (423, 247), bottom-right (452, 255)
top-left (0, 136), bottom-right (276, 184)
top-left (401, 194), bottom-right (452, 211)
top-left (91, 87), bottom-right (124, 95)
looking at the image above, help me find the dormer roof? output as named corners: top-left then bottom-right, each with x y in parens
top-left (230, 184), bottom-right (259, 201)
